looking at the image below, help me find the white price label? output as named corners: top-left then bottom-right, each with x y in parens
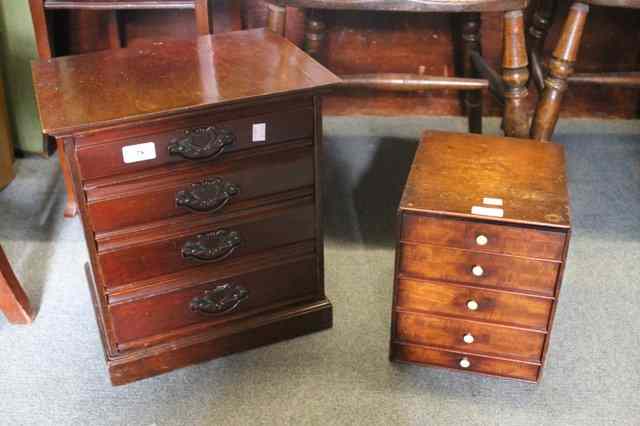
top-left (252, 123), bottom-right (266, 143)
top-left (482, 197), bottom-right (503, 206)
top-left (471, 206), bottom-right (504, 218)
top-left (122, 142), bottom-right (156, 164)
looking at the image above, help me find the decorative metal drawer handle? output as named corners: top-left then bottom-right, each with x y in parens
top-left (176, 177), bottom-right (239, 212)
top-left (190, 283), bottom-right (249, 315)
top-left (168, 126), bottom-right (235, 160)
top-left (181, 229), bottom-right (241, 262)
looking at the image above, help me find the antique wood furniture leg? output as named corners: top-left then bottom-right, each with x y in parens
top-left (528, 0), bottom-right (557, 91)
top-left (531, 3), bottom-right (589, 141)
top-left (57, 138), bottom-right (79, 217)
top-left (304, 9), bottom-right (326, 60)
top-left (460, 13), bottom-right (483, 134)
top-left (267, 3), bottom-right (287, 36)
top-left (195, 0), bottom-right (212, 34)
top-left (0, 245), bottom-right (33, 325)
top-left (501, 10), bottom-right (530, 138)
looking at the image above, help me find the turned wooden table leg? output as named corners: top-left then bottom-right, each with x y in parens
top-left (460, 13), bottom-right (483, 134)
top-left (528, 0), bottom-right (557, 91)
top-left (57, 138), bottom-right (78, 218)
top-left (304, 10), bottom-right (326, 60)
top-left (0, 245), bottom-right (33, 325)
top-left (502, 10), bottom-right (530, 138)
top-left (267, 3), bottom-right (287, 36)
top-left (531, 3), bottom-right (589, 141)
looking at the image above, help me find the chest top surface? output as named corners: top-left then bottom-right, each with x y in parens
top-left (32, 29), bottom-right (340, 136)
top-left (400, 131), bottom-right (571, 229)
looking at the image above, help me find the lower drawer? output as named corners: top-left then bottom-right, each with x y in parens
top-left (395, 277), bottom-right (553, 330)
top-left (395, 312), bottom-right (546, 362)
top-left (391, 342), bottom-right (540, 382)
top-left (98, 199), bottom-right (315, 288)
top-left (109, 257), bottom-right (319, 346)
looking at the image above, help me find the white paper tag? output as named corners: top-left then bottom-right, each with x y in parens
top-left (471, 206), bottom-right (504, 218)
top-left (122, 142), bottom-right (156, 164)
top-left (482, 197), bottom-right (503, 206)
top-left (252, 123), bottom-right (266, 143)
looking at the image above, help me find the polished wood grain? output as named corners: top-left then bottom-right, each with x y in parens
top-left (395, 277), bottom-right (554, 330)
top-left (269, 0), bottom-right (528, 12)
top-left (35, 30), bottom-right (336, 384)
top-left (97, 198), bottom-right (316, 288)
top-left (401, 214), bottom-right (566, 260)
top-left (395, 311), bottom-right (546, 361)
top-left (86, 144), bottom-right (315, 233)
top-left (74, 104), bottom-right (314, 180)
top-left (31, 29), bottom-right (340, 136)
top-left (391, 131), bottom-right (571, 382)
top-left (0, 245), bottom-right (34, 325)
top-left (399, 243), bottom-right (560, 297)
top-left (391, 342), bottom-right (540, 382)
top-left (109, 256), bottom-right (319, 345)
top-left (400, 131), bottom-right (570, 229)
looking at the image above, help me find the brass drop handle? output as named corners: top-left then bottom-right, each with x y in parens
top-left (176, 177), bottom-right (239, 212)
top-left (182, 229), bottom-right (241, 262)
top-left (190, 283), bottom-right (248, 315)
top-left (168, 126), bottom-right (235, 160)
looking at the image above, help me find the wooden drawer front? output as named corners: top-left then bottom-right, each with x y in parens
top-left (76, 107), bottom-right (314, 180)
top-left (392, 343), bottom-right (540, 382)
top-left (109, 257), bottom-right (318, 345)
top-left (395, 278), bottom-right (553, 330)
top-left (402, 214), bottom-right (566, 261)
top-left (399, 243), bottom-right (559, 296)
top-left (87, 146), bottom-right (314, 233)
top-left (98, 201), bottom-right (315, 288)
top-left (395, 312), bottom-right (545, 362)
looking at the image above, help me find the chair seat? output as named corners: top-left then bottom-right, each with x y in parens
top-left (587, 0), bottom-right (640, 8)
top-left (270, 0), bottom-right (529, 13)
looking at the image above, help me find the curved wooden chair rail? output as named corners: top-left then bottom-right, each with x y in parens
top-left (266, 0), bottom-right (532, 139)
top-left (528, 0), bottom-right (640, 141)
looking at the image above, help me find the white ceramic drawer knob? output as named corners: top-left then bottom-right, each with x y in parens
top-left (463, 333), bottom-right (475, 344)
top-left (466, 300), bottom-right (479, 311)
top-left (472, 265), bottom-right (484, 277)
top-left (475, 234), bottom-right (488, 246)
top-left (459, 357), bottom-right (471, 369)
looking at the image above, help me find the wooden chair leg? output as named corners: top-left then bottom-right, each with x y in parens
top-left (528, 0), bottom-right (557, 91)
top-left (460, 13), bottom-right (483, 134)
top-left (0, 245), bottom-right (33, 325)
top-left (267, 3), bottom-right (287, 36)
top-left (195, 0), bottom-right (212, 35)
top-left (57, 139), bottom-right (78, 218)
top-left (531, 2), bottom-right (589, 141)
top-left (304, 9), bottom-right (326, 60)
top-left (502, 10), bottom-right (530, 138)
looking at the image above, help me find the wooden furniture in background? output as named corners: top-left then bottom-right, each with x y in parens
top-left (32, 29), bottom-right (339, 385)
top-left (266, 0), bottom-right (532, 138)
top-left (0, 68), bottom-right (15, 190)
top-left (0, 245), bottom-right (33, 325)
top-left (390, 131), bottom-right (571, 382)
top-left (529, 0), bottom-right (640, 140)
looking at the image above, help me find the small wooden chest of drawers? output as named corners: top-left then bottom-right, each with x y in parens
top-left (390, 131), bottom-right (571, 382)
top-left (32, 29), bottom-right (340, 385)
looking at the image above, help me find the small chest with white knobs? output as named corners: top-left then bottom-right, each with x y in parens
top-left (389, 131), bottom-right (571, 382)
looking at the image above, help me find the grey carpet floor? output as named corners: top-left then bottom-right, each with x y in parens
top-left (1, 117), bottom-right (639, 426)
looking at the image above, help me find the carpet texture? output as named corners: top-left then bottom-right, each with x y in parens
top-left (1, 117), bottom-right (639, 425)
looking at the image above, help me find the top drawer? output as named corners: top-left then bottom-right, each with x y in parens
top-left (401, 213), bottom-right (566, 261)
top-left (75, 105), bottom-right (314, 181)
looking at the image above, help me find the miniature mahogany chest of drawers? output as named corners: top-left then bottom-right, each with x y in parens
top-left (32, 29), bottom-right (340, 385)
top-left (390, 131), bottom-right (571, 382)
